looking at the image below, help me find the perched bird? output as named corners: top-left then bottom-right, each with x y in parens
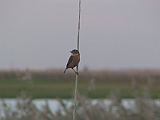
top-left (64, 49), bottom-right (80, 75)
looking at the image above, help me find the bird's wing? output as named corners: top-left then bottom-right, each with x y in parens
top-left (66, 56), bottom-right (73, 68)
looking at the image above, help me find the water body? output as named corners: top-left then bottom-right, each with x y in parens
top-left (0, 99), bottom-right (160, 116)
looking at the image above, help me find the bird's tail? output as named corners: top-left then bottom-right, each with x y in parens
top-left (64, 68), bottom-right (67, 73)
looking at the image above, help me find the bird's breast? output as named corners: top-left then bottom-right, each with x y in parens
top-left (73, 55), bottom-right (80, 64)
top-left (68, 55), bottom-right (80, 68)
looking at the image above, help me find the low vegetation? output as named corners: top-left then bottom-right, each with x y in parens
top-left (0, 88), bottom-right (160, 120)
top-left (0, 70), bottom-right (160, 98)
top-left (0, 70), bottom-right (160, 119)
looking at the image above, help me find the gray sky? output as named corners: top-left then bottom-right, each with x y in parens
top-left (0, 0), bottom-right (160, 70)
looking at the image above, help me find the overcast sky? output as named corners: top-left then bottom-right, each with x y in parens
top-left (0, 0), bottom-right (160, 70)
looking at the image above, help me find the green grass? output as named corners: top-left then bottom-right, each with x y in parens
top-left (0, 71), bottom-right (160, 98)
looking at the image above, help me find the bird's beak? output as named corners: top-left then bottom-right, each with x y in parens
top-left (70, 51), bottom-right (72, 53)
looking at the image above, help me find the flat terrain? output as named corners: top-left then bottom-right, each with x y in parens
top-left (0, 70), bottom-right (160, 98)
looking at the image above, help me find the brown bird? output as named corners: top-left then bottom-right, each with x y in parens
top-left (64, 49), bottom-right (80, 75)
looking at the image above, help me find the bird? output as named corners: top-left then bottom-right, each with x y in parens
top-left (64, 49), bottom-right (80, 75)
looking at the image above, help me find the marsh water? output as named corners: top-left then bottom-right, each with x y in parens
top-left (1, 99), bottom-right (160, 115)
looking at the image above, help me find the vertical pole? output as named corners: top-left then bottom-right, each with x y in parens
top-left (73, 0), bottom-right (81, 120)
top-left (77, 0), bottom-right (81, 51)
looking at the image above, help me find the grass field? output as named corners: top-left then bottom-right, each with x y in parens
top-left (0, 70), bottom-right (160, 98)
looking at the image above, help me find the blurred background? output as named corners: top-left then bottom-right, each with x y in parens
top-left (0, 0), bottom-right (160, 119)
